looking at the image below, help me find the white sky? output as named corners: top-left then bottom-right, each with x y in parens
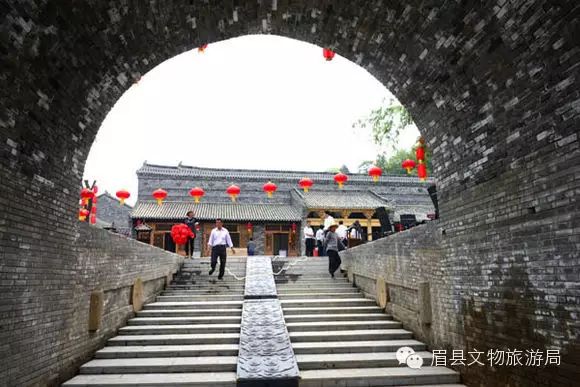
top-left (84, 35), bottom-right (419, 205)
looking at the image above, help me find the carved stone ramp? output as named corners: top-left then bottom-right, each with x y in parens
top-left (237, 256), bottom-right (299, 387)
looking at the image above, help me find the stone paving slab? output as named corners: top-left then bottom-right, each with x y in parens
top-left (237, 299), bottom-right (299, 385)
top-left (95, 344), bottom-right (239, 358)
top-left (244, 256), bottom-right (277, 299)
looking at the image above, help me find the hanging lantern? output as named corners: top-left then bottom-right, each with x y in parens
top-left (247, 222), bottom-right (253, 234)
top-left (402, 159), bottom-right (416, 174)
top-left (226, 184), bottom-right (241, 202)
top-left (334, 172), bottom-right (348, 189)
top-left (116, 189), bottom-right (130, 205)
top-left (298, 177), bottom-right (313, 193)
top-left (263, 181), bottom-right (277, 198)
top-left (152, 188), bottom-right (167, 206)
top-left (198, 43), bottom-right (208, 52)
top-left (189, 187), bottom-right (205, 203)
top-left (416, 145), bottom-right (426, 162)
top-left (80, 188), bottom-right (94, 205)
top-left (417, 163), bottom-right (428, 181)
top-left (368, 166), bottom-right (383, 182)
top-left (322, 47), bottom-right (335, 61)
top-left (91, 206), bottom-right (97, 215)
top-left (291, 223), bottom-right (297, 234)
top-left (78, 208), bottom-right (89, 221)
top-left (90, 214), bottom-right (96, 224)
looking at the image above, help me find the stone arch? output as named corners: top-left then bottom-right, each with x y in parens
top-left (1, 2), bottom-right (579, 386)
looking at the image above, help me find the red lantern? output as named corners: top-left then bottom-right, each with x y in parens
top-left (334, 172), bottom-right (348, 189)
top-left (323, 48), bottom-right (335, 61)
top-left (291, 223), bottom-right (297, 234)
top-left (78, 208), bottom-right (89, 221)
top-left (417, 163), bottom-right (428, 181)
top-left (116, 189), bottom-right (130, 205)
top-left (152, 188), bottom-right (167, 206)
top-left (263, 181), bottom-right (277, 198)
top-left (189, 187), bottom-right (205, 203)
top-left (226, 184), bottom-right (241, 202)
top-left (91, 206), bottom-right (97, 215)
top-left (299, 177), bottom-right (313, 193)
top-left (368, 166), bottom-right (382, 182)
top-left (92, 185), bottom-right (98, 195)
top-left (198, 43), bottom-right (208, 52)
top-left (402, 159), bottom-right (416, 174)
top-left (247, 222), bottom-right (253, 234)
top-left (90, 215), bottom-right (96, 224)
top-left (80, 188), bottom-right (94, 205)
top-left (415, 145), bottom-right (425, 162)
top-left (171, 223), bottom-right (193, 245)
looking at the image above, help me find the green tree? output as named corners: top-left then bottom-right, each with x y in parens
top-left (352, 97), bottom-right (413, 149)
top-left (354, 97), bottom-right (431, 176)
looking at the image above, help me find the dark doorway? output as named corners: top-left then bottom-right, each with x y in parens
top-left (273, 233), bottom-right (289, 255)
top-left (164, 233), bottom-right (175, 253)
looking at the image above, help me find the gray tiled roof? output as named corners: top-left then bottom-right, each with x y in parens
top-left (296, 190), bottom-right (389, 209)
top-left (137, 162), bottom-right (434, 185)
top-left (131, 201), bottom-right (302, 222)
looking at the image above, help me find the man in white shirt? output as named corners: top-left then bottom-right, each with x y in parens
top-left (207, 218), bottom-right (235, 280)
top-left (303, 221), bottom-right (315, 257)
top-left (315, 225), bottom-right (326, 256)
top-left (336, 220), bottom-right (348, 247)
top-left (323, 212), bottom-right (335, 231)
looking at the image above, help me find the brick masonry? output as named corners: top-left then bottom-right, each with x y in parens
top-left (1, 1), bottom-right (579, 386)
top-left (0, 221), bottom-right (182, 386)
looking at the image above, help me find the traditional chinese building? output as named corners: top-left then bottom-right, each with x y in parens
top-left (130, 162), bottom-right (436, 256)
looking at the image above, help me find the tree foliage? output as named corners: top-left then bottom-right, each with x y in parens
top-left (352, 97), bottom-right (413, 148)
top-left (354, 98), bottom-right (431, 176)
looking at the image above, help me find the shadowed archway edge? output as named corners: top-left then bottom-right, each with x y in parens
top-left (1, 1), bottom-right (579, 386)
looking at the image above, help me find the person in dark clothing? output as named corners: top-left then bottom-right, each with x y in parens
top-left (324, 222), bottom-right (344, 278)
top-left (184, 211), bottom-right (198, 258)
top-left (315, 225), bottom-right (325, 256)
top-left (247, 238), bottom-right (256, 256)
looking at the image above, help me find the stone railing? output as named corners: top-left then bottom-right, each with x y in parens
top-left (340, 221), bottom-right (442, 346)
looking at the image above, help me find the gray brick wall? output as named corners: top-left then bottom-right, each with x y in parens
top-left (1, 2), bottom-right (579, 386)
top-left (0, 221), bottom-right (182, 386)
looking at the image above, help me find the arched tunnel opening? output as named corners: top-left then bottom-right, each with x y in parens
top-left (1, 2), bottom-right (578, 386)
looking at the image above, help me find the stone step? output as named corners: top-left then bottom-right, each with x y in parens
top-left (144, 301), bottom-right (243, 310)
top-left (296, 351), bottom-right (433, 370)
top-left (276, 284), bottom-right (355, 290)
top-left (63, 373), bottom-right (237, 386)
top-left (137, 309), bottom-right (241, 317)
top-left (128, 316), bottom-right (241, 325)
top-left (156, 295), bottom-right (244, 302)
top-left (289, 329), bottom-right (412, 342)
top-left (108, 333), bottom-right (240, 345)
top-left (279, 292), bottom-right (363, 299)
top-left (292, 339), bottom-right (427, 354)
top-left (275, 276), bottom-right (347, 281)
top-left (79, 356), bottom-right (238, 374)
top-left (280, 298), bottom-right (376, 307)
top-left (286, 320), bottom-right (401, 331)
top-left (283, 306), bottom-right (383, 315)
top-left (118, 324), bottom-right (240, 335)
top-left (162, 289), bottom-right (245, 295)
top-left (285, 313), bottom-right (392, 322)
top-left (95, 344), bottom-right (239, 358)
top-left (299, 367), bottom-right (461, 386)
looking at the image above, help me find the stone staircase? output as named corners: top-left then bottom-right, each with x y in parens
top-left (274, 257), bottom-right (465, 387)
top-left (64, 256), bottom-right (464, 386)
top-left (63, 258), bottom-right (246, 387)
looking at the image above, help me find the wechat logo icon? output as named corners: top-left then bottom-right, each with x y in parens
top-left (396, 346), bottom-right (424, 369)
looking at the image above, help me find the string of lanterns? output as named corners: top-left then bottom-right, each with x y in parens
top-left (401, 137), bottom-right (429, 181)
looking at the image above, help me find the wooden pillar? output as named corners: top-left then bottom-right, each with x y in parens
top-left (364, 210), bottom-right (374, 241)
